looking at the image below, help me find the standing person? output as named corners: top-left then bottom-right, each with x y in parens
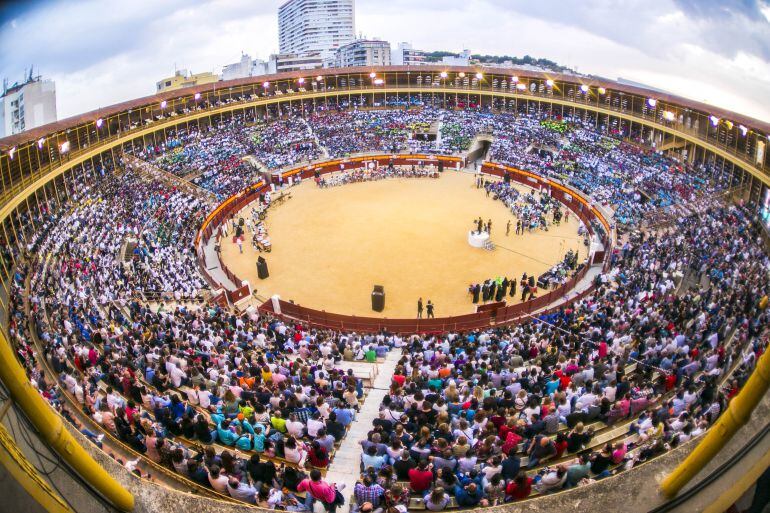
top-left (417, 298), bottom-right (423, 319)
top-left (506, 220), bottom-right (511, 236)
top-left (426, 300), bottom-right (435, 319)
top-left (297, 469), bottom-right (344, 513)
top-left (487, 219), bottom-right (492, 235)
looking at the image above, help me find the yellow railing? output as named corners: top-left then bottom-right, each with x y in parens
top-left (660, 344), bottom-right (770, 497)
top-left (0, 330), bottom-right (134, 511)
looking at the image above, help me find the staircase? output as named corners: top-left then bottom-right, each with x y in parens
top-left (122, 153), bottom-right (216, 203)
top-left (122, 240), bottom-right (137, 263)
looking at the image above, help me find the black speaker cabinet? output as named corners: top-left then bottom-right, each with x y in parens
top-left (371, 285), bottom-right (385, 312)
top-left (256, 257), bottom-right (269, 279)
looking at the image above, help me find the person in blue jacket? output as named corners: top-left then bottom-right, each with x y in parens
top-left (454, 482), bottom-right (487, 507)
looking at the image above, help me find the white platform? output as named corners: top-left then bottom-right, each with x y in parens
top-left (468, 230), bottom-right (490, 248)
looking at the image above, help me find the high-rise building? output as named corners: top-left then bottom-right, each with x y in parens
top-left (391, 42), bottom-right (426, 66)
top-left (0, 73), bottom-right (57, 137)
top-left (278, 0), bottom-right (355, 61)
top-left (335, 39), bottom-right (391, 68)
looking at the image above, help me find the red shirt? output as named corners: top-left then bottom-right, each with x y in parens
top-left (408, 468), bottom-right (434, 493)
top-left (392, 374), bottom-right (406, 387)
top-left (506, 478), bottom-right (533, 500)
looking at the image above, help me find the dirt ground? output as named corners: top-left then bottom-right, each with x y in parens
top-left (220, 171), bottom-right (583, 318)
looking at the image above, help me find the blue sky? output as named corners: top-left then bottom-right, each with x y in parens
top-left (1, 0), bottom-right (769, 122)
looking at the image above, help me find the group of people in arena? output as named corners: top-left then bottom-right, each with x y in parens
top-left (1, 105), bottom-right (767, 512)
top-left (315, 163), bottom-right (439, 188)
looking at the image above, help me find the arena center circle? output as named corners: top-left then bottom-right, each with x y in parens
top-left (217, 164), bottom-right (593, 318)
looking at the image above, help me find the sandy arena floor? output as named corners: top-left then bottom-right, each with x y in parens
top-left (220, 171), bottom-right (584, 317)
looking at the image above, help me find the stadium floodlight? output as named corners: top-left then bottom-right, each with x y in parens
top-left (374, 78), bottom-right (384, 85)
top-left (369, 72), bottom-right (376, 78)
top-left (459, 72), bottom-right (466, 78)
top-left (580, 84), bottom-right (589, 93)
top-left (546, 79), bottom-right (554, 87)
top-left (598, 87), bottom-right (606, 95)
top-left (263, 81), bottom-right (270, 88)
top-left (647, 98), bottom-right (657, 108)
top-left (510, 76), bottom-right (519, 83)
top-left (96, 118), bottom-right (103, 128)
top-left (724, 120), bottom-right (733, 130)
top-left (316, 76), bottom-right (322, 81)
top-left (709, 115), bottom-right (719, 126)
top-left (440, 71), bottom-right (448, 78)
top-left (194, 92), bottom-right (201, 100)
top-left (662, 111), bottom-right (675, 121)
top-left (8, 147), bottom-right (15, 160)
top-left (60, 141), bottom-right (70, 153)
top-left (160, 100), bottom-right (167, 109)
top-left (739, 125), bottom-right (748, 136)
top-left (516, 83), bottom-right (527, 91)
top-left (37, 137), bottom-right (45, 149)
top-left (298, 77), bottom-right (305, 84)
top-left (475, 72), bottom-right (483, 80)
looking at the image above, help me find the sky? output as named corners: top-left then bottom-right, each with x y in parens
top-left (1, 0), bottom-right (769, 123)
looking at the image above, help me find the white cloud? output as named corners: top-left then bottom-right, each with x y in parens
top-left (1, 0), bottom-right (769, 123)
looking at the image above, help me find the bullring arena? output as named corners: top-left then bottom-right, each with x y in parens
top-left (0, 65), bottom-right (769, 513)
top-left (222, 171), bottom-right (584, 317)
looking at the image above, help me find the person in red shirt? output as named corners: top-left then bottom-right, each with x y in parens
top-left (505, 471), bottom-right (533, 500)
top-left (554, 432), bottom-right (568, 458)
top-left (408, 460), bottom-right (434, 493)
top-left (308, 441), bottom-right (329, 468)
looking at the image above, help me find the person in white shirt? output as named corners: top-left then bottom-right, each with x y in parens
top-left (208, 465), bottom-right (229, 493)
top-left (286, 414), bottom-right (306, 438)
top-left (169, 365), bottom-right (187, 388)
top-left (307, 413), bottom-right (325, 438)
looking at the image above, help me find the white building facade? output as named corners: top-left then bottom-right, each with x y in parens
top-left (221, 54), bottom-right (270, 81)
top-left (391, 42), bottom-right (426, 66)
top-left (0, 76), bottom-right (57, 137)
top-left (268, 53), bottom-right (325, 73)
top-left (335, 39), bottom-right (391, 67)
top-left (278, 0), bottom-right (355, 61)
top-left (441, 49), bottom-right (472, 67)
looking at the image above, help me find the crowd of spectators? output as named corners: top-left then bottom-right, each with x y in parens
top-left (352, 203), bottom-right (768, 510)
top-left (2, 107), bottom-right (767, 512)
top-left (133, 107), bottom-right (721, 232)
top-left (316, 164), bottom-right (439, 188)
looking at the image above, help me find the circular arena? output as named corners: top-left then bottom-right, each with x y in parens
top-left (0, 67), bottom-right (769, 513)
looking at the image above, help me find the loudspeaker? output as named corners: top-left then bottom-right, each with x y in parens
top-left (438, 161), bottom-right (444, 172)
top-left (256, 257), bottom-right (269, 279)
top-left (371, 285), bottom-right (385, 312)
